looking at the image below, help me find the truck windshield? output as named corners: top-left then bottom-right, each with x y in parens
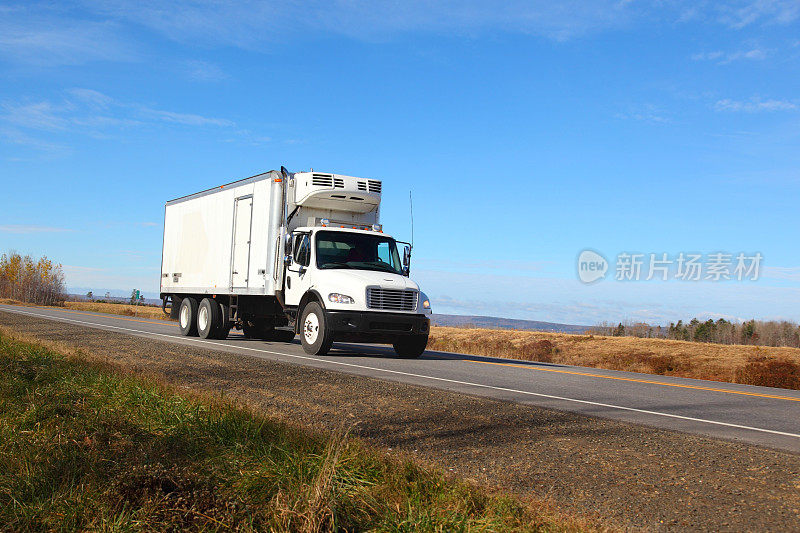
top-left (316, 231), bottom-right (403, 275)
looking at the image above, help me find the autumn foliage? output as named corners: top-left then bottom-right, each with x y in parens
top-left (0, 251), bottom-right (66, 306)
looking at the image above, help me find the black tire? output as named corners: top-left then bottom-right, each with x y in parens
top-left (198, 298), bottom-right (222, 339)
top-left (214, 303), bottom-right (231, 339)
top-left (168, 296), bottom-right (181, 320)
top-left (299, 302), bottom-right (333, 355)
top-left (178, 297), bottom-right (199, 337)
top-left (393, 334), bottom-right (428, 358)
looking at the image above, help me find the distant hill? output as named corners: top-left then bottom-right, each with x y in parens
top-left (431, 314), bottom-right (590, 333)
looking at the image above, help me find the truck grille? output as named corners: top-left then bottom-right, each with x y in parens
top-left (366, 288), bottom-right (417, 311)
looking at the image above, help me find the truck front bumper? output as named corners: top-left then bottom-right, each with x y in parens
top-left (325, 310), bottom-right (430, 343)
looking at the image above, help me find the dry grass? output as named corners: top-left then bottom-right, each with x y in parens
top-left (429, 326), bottom-right (800, 389)
top-left (64, 301), bottom-right (170, 320)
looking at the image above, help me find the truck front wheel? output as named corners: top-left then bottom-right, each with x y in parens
top-left (178, 297), bottom-right (199, 337)
top-left (393, 334), bottom-right (428, 359)
top-left (300, 302), bottom-right (333, 355)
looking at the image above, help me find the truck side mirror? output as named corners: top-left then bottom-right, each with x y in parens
top-left (284, 234), bottom-right (293, 256)
top-left (402, 245), bottom-right (411, 276)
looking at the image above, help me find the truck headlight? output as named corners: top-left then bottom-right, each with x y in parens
top-left (328, 293), bottom-right (354, 304)
top-left (422, 299), bottom-right (431, 309)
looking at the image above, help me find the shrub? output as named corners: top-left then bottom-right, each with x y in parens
top-left (0, 251), bottom-right (66, 306)
top-left (735, 356), bottom-right (800, 390)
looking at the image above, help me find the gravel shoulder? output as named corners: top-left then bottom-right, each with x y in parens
top-left (2, 311), bottom-right (799, 531)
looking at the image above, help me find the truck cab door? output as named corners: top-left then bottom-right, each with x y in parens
top-left (284, 232), bottom-right (312, 307)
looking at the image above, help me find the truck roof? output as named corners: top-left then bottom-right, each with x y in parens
top-left (166, 170), bottom-right (276, 206)
top-left (297, 226), bottom-right (398, 239)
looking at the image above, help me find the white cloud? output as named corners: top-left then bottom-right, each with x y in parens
top-left (0, 126), bottom-right (70, 155)
top-left (67, 88), bottom-right (114, 108)
top-left (0, 224), bottom-right (72, 233)
top-left (614, 103), bottom-right (671, 124)
top-left (692, 51), bottom-right (725, 61)
top-left (415, 268), bottom-right (800, 325)
top-left (718, 0), bottom-right (800, 29)
top-left (140, 107), bottom-right (234, 127)
top-left (73, 1), bottom-right (800, 46)
top-left (692, 47), bottom-right (768, 64)
top-left (715, 97), bottom-right (797, 112)
top-left (2, 1), bottom-right (798, 68)
top-left (62, 265), bottom-right (160, 293)
top-left (762, 266), bottom-right (800, 281)
top-left (1, 101), bottom-right (69, 130)
top-left (0, 7), bottom-right (136, 66)
top-left (0, 88), bottom-right (236, 153)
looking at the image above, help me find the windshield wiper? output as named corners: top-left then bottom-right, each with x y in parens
top-left (360, 262), bottom-right (400, 274)
top-left (320, 262), bottom-right (352, 269)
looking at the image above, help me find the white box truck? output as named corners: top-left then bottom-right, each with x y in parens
top-left (160, 167), bottom-right (431, 357)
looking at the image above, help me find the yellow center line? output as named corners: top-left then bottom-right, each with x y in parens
top-left (463, 358), bottom-right (800, 403)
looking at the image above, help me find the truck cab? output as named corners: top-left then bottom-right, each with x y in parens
top-left (284, 226), bottom-right (431, 356)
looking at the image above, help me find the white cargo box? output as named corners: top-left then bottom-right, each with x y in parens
top-left (160, 170), bottom-right (382, 296)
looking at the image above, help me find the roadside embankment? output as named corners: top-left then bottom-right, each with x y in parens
top-left (0, 329), bottom-right (579, 532)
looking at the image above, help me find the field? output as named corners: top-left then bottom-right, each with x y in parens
top-left (4, 299), bottom-right (799, 389)
top-left (429, 327), bottom-right (800, 389)
top-left (0, 330), bottom-right (579, 531)
top-left (65, 300), bottom-right (169, 320)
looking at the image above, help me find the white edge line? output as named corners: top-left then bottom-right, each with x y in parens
top-left (2, 305), bottom-right (800, 441)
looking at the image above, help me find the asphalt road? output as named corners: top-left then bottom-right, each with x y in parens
top-left (3, 303), bottom-right (800, 453)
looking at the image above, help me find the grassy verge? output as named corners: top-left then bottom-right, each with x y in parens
top-left (0, 330), bottom-right (580, 532)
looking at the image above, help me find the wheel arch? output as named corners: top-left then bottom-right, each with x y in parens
top-left (296, 290), bottom-right (325, 333)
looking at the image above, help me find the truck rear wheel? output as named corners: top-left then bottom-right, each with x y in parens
top-left (178, 297), bottom-right (199, 337)
top-left (393, 334), bottom-right (428, 359)
top-left (214, 303), bottom-right (231, 339)
top-left (197, 298), bottom-right (222, 339)
top-left (300, 302), bottom-right (333, 355)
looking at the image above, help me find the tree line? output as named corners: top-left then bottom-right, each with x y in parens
top-left (0, 251), bottom-right (66, 306)
top-left (593, 318), bottom-right (800, 348)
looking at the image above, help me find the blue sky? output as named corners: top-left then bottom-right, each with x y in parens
top-left (1, 1), bottom-right (799, 325)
